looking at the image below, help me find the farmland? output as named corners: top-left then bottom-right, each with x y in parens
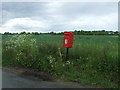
top-left (2, 34), bottom-right (119, 88)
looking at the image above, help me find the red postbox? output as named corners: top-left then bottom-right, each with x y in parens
top-left (63, 31), bottom-right (74, 48)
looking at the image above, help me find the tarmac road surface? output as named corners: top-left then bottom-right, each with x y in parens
top-left (1, 68), bottom-right (88, 88)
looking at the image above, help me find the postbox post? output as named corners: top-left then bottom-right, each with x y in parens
top-left (65, 48), bottom-right (69, 61)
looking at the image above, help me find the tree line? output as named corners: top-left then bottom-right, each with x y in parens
top-left (2, 30), bottom-right (119, 35)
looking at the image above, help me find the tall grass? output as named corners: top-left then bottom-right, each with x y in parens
top-left (2, 34), bottom-right (119, 88)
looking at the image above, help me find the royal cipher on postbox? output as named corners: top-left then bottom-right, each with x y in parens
top-left (63, 31), bottom-right (74, 48)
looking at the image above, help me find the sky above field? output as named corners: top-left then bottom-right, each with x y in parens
top-left (0, 2), bottom-right (118, 33)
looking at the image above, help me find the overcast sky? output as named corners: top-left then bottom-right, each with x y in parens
top-left (0, 2), bottom-right (118, 33)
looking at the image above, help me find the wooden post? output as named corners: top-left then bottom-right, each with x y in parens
top-left (65, 48), bottom-right (69, 61)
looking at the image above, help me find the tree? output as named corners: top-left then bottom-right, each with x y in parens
top-left (20, 32), bottom-right (26, 34)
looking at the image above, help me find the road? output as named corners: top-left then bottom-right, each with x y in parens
top-left (1, 68), bottom-right (88, 88)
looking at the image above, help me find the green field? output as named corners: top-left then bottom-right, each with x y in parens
top-left (2, 34), bottom-right (119, 88)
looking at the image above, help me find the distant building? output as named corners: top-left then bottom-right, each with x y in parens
top-left (108, 32), bottom-right (114, 35)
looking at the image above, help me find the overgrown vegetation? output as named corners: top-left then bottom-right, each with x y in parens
top-left (0, 34), bottom-right (2, 67)
top-left (2, 34), bottom-right (119, 88)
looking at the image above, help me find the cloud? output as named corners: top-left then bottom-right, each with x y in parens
top-left (68, 13), bottom-right (118, 30)
top-left (0, 17), bottom-right (51, 33)
top-left (2, 2), bottom-right (49, 23)
top-left (0, 2), bottom-right (118, 33)
top-left (0, 2), bottom-right (2, 26)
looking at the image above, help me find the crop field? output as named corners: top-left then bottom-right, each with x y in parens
top-left (2, 34), bottom-right (119, 88)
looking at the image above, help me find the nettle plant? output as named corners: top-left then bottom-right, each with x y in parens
top-left (5, 34), bottom-right (38, 67)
